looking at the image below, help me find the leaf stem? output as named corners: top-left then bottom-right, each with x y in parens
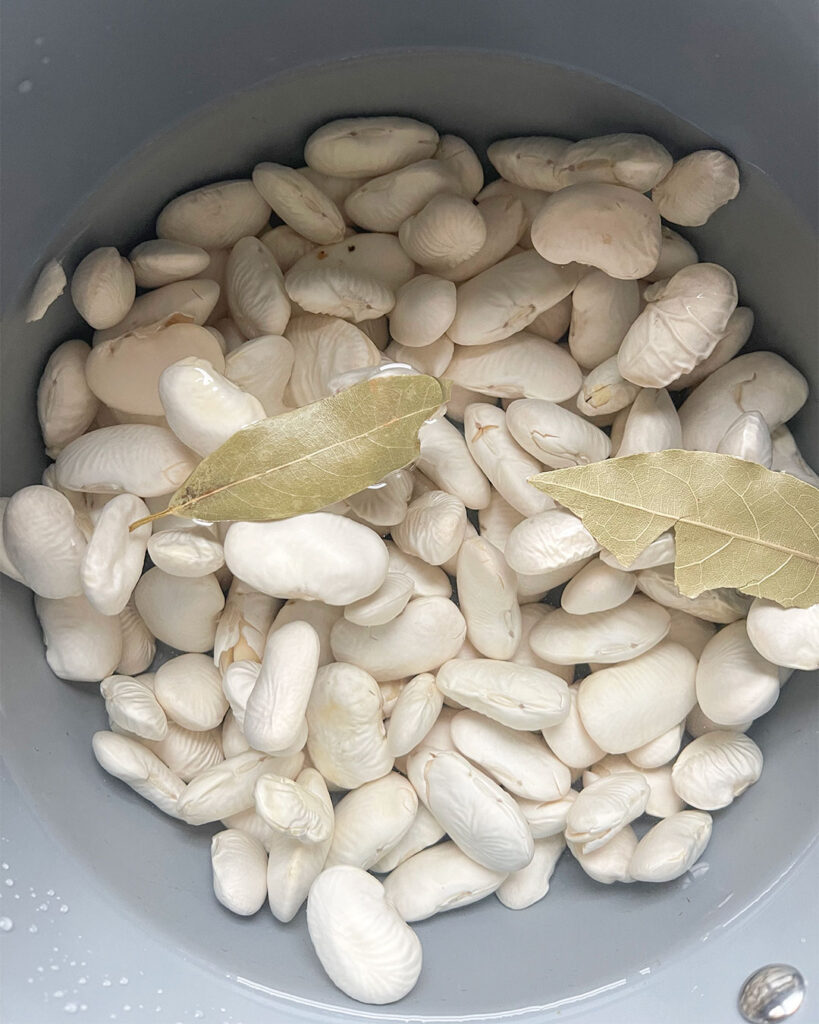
top-left (129, 508), bottom-right (172, 532)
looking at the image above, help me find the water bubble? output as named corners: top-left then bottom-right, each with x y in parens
top-left (47, 889), bottom-right (55, 896)
top-left (37, 966), bottom-right (45, 973)
top-left (0, 916), bottom-right (13, 931)
top-left (17, 80), bottom-right (33, 94)
top-left (64, 1003), bottom-right (78, 1015)
top-left (50, 965), bottom-right (60, 972)
top-left (1, 861), bottom-right (8, 869)
top-left (54, 990), bottom-right (65, 998)
top-left (194, 1013), bottom-right (204, 1020)
top-left (102, 979), bottom-right (112, 988)
top-left (34, 35), bottom-right (45, 45)
top-left (4, 878), bottom-right (14, 886)
top-left (123, 1006), bottom-right (131, 1013)
top-left (38, 903), bottom-right (48, 911)
top-left (80, 1007), bottom-right (87, 1013)
top-left (119, 977), bottom-right (128, 985)
top-left (29, 924), bottom-right (38, 934)
top-left (41, 56), bottom-right (50, 65)
top-left (59, 904), bottom-right (69, 914)
top-left (78, 977), bottom-right (87, 985)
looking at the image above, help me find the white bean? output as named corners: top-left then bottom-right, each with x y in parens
top-left (561, 557), bottom-right (636, 615)
top-left (671, 731), bottom-right (763, 810)
top-left (618, 264), bottom-right (737, 388)
top-left (266, 768), bottom-right (334, 922)
top-left (80, 494), bottom-right (150, 614)
top-left (71, 247), bottom-right (135, 330)
top-left (487, 136), bottom-right (570, 191)
top-left (26, 258), bottom-right (67, 322)
top-left (178, 750), bottom-right (300, 825)
top-left (37, 340), bottom-right (99, 456)
top-left (386, 673), bottom-right (444, 758)
top-left (306, 866), bottom-right (423, 1005)
top-left (129, 239), bottom-right (210, 288)
top-left (116, 599), bottom-right (156, 675)
top-left (156, 180), bottom-right (271, 250)
top-left (614, 388), bottom-right (682, 457)
top-left (252, 162), bottom-right (345, 244)
top-left (101, 674), bottom-right (168, 741)
top-left (305, 116), bottom-right (438, 178)
top-left (629, 811), bottom-right (713, 882)
top-left (434, 135), bottom-right (484, 197)
top-left (244, 620), bottom-right (319, 755)
top-left (288, 232), bottom-right (415, 292)
top-left (636, 563), bottom-right (751, 623)
top-left (55, 424), bottom-right (198, 497)
top-left (505, 508), bottom-right (599, 576)
top-left (270, 599), bottom-right (343, 667)
top-left (439, 194), bottom-right (527, 283)
top-left (745, 598), bottom-right (819, 671)
top-left (575, 355), bottom-right (640, 417)
top-left (696, 620), bottom-right (780, 727)
top-left (531, 183), bottom-right (661, 279)
top-left (388, 274), bottom-right (456, 347)
top-left (577, 642), bottom-right (697, 753)
top-left (331, 596), bottom-right (466, 682)
top-left (225, 513), bottom-right (387, 605)
top-left (716, 411), bottom-right (773, 467)
top-left (497, 834), bottom-right (566, 910)
top-left (4, 485), bottom-right (87, 598)
top-left (541, 685), bottom-right (605, 771)
top-left (210, 829), bottom-right (268, 915)
top-left (92, 278), bottom-right (221, 345)
top-left (306, 662), bottom-right (392, 788)
top-left (506, 398), bottom-right (611, 469)
top-left (679, 351), bottom-right (808, 452)
top-left (451, 709), bottom-right (570, 801)
top-left (145, 721), bottom-right (224, 782)
top-left (134, 568), bottom-right (224, 653)
top-left (422, 750), bottom-right (534, 872)
top-left (344, 159), bottom-right (458, 232)
top-left (566, 772), bottom-right (649, 854)
top-left (456, 536), bottom-right (521, 659)
top-left (325, 773), bottom-right (418, 870)
top-left (285, 314), bottom-right (380, 405)
top-left (255, 772), bottom-right (334, 844)
top-left (569, 824), bottom-right (637, 884)
top-left (652, 150), bottom-right (739, 226)
top-left (448, 252), bottom-right (580, 346)
top-left (35, 593), bottom-right (122, 682)
top-left (91, 730), bottom-right (185, 817)
top-left (436, 658), bottom-right (569, 731)
top-left (626, 720), bottom-right (685, 770)
top-left (463, 404), bottom-right (554, 518)
top-left (447, 332), bottom-right (582, 403)
top-left (385, 841), bottom-right (507, 921)
top-left (392, 490), bottom-right (467, 567)
top-left (530, 594), bottom-right (670, 665)
top-left (556, 133), bottom-right (672, 191)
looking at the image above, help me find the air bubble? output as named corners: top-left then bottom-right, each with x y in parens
top-left (0, 916), bottom-right (13, 931)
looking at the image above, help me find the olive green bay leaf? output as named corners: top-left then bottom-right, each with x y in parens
top-left (529, 450), bottom-right (819, 609)
top-left (131, 374), bottom-right (448, 529)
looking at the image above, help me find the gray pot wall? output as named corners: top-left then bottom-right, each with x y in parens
top-left (1, 2), bottom-right (817, 1022)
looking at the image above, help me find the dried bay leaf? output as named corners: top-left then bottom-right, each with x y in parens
top-left (131, 373), bottom-right (448, 529)
top-left (530, 450), bottom-right (819, 608)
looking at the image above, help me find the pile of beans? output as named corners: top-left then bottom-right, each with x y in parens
top-left (6, 116), bottom-right (818, 1005)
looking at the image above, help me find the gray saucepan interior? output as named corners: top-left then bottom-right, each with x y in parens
top-left (1, 47), bottom-right (817, 1020)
